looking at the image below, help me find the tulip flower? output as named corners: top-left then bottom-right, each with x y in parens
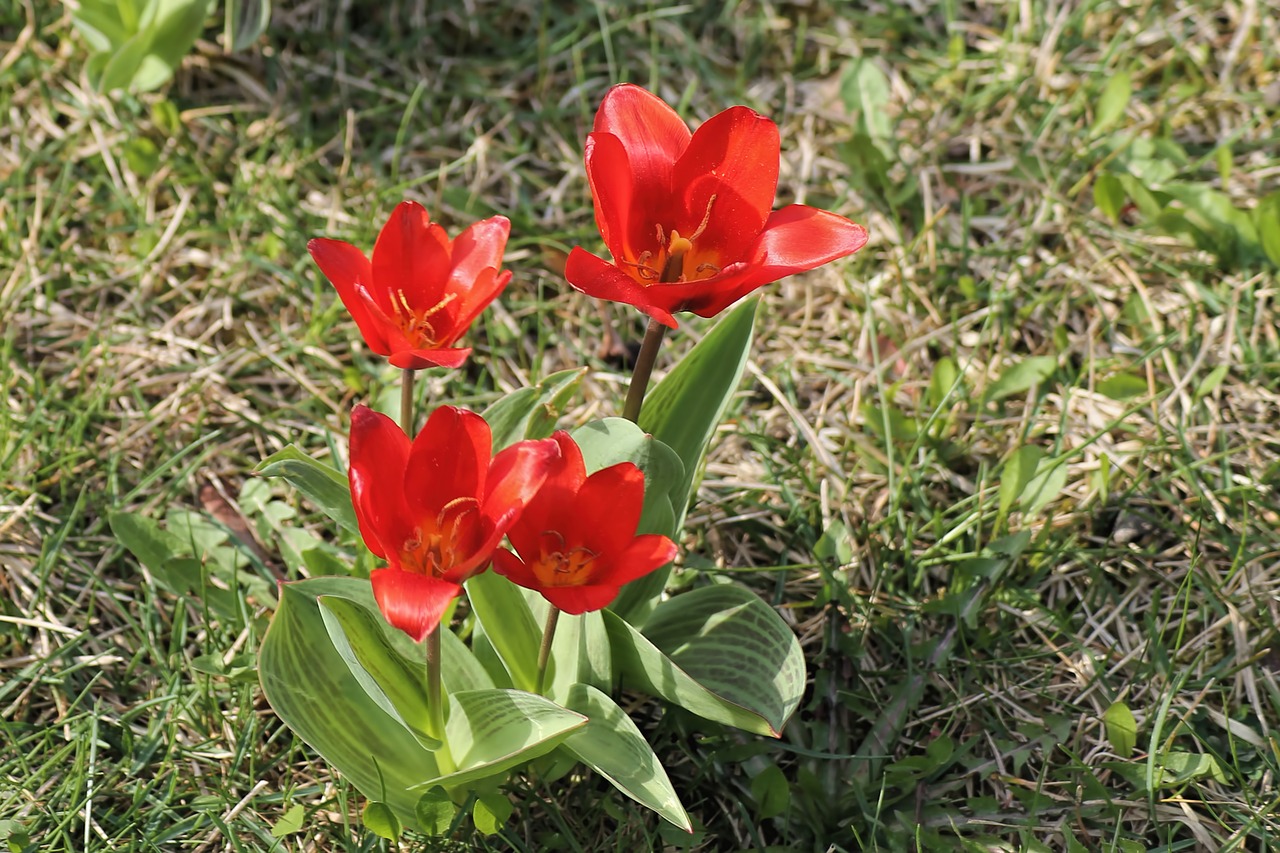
top-left (493, 432), bottom-right (677, 614)
top-left (309, 201), bottom-right (512, 369)
top-left (348, 404), bottom-right (559, 642)
top-left (565, 83), bottom-right (869, 328)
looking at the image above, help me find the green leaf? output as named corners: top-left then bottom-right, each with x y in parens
top-left (361, 801), bottom-right (400, 840)
top-left (414, 787), bottom-right (456, 836)
top-left (605, 585), bottom-right (805, 736)
top-left (270, 803), bottom-right (305, 838)
top-left (109, 510), bottom-right (184, 588)
top-left (1092, 71), bottom-right (1131, 135)
top-left (472, 791), bottom-right (513, 835)
top-left (546, 609), bottom-right (611, 701)
top-left (484, 367), bottom-right (588, 451)
top-left (259, 577), bottom-right (440, 831)
top-left (1097, 372), bottom-right (1148, 401)
top-left (1159, 751), bottom-right (1226, 786)
top-left (1021, 456), bottom-right (1068, 517)
top-left (123, 137), bottom-right (160, 177)
top-left (464, 571), bottom-right (542, 692)
top-left (983, 356), bottom-right (1056, 404)
top-left (317, 595), bottom-right (437, 749)
top-left (224, 0), bottom-right (270, 52)
top-left (255, 445), bottom-right (359, 535)
top-left (998, 446), bottom-right (1041, 521)
top-left (1103, 701), bottom-right (1137, 758)
top-left (1093, 172), bottom-right (1127, 223)
top-left (839, 58), bottom-right (894, 154)
top-left (411, 689), bottom-right (587, 791)
top-left (1194, 363), bottom-right (1229, 400)
top-left (926, 355), bottom-right (960, 410)
top-left (749, 763), bottom-right (790, 820)
top-left (1255, 193), bottom-right (1280, 267)
top-left (560, 684), bottom-right (691, 830)
top-left (627, 298), bottom-right (758, 623)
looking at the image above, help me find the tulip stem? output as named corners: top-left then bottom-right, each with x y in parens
top-left (400, 368), bottom-right (416, 434)
top-left (534, 605), bottom-right (561, 695)
top-left (621, 319), bottom-right (667, 422)
top-left (425, 626), bottom-right (452, 768)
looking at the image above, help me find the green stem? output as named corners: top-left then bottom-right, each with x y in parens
top-left (400, 368), bottom-right (416, 434)
top-left (534, 605), bottom-right (561, 695)
top-left (424, 626), bottom-right (454, 772)
top-left (621, 319), bottom-right (667, 422)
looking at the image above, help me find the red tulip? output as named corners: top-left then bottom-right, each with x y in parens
top-left (348, 405), bottom-right (559, 642)
top-left (309, 201), bottom-right (512, 369)
top-left (565, 84), bottom-right (869, 328)
top-left (492, 432), bottom-right (677, 614)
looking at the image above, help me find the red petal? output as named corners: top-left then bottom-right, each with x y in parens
top-left (471, 437), bottom-right (561, 563)
top-left (404, 406), bottom-right (490, 523)
top-left (491, 547), bottom-right (537, 588)
top-left (563, 248), bottom-right (679, 328)
top-left (370, 568), bottom-right (462, 643)
top-left (348, 406), bottom-right (414, 561)
top-left (584, 132), bottom-right (638, 262)
top-left (502, 432), bottom-right (585, 562)
top-left (371, 201), bottom-right (452, 311)
top-left (388, 346), bottom-right (473, 370)
top-left (574, 461), bottom-right (646, 558)
top-left (446, 216), bottom-right (509, 308)
top-left (601, 534), bottom-right (678, 586)
top-left (593, 84), bottom-right (689, 196)
top-left (540, 583), bottom-right (623, 615)
top-left (637, 206), bottom-right (870, 319)
top-left (446, 268), bottom-right (508, 340)
top-left (308, 238), bottom-right (394, 354)
top-left (673, 106), bottom-right (779, 261)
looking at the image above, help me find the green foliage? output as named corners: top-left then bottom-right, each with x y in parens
top-left (71, 0), bottom-right (270, 93)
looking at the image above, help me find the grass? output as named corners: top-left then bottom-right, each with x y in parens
top-left (3, 0), bottom-right (1279, 850)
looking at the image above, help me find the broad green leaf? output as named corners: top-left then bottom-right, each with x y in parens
top-left (926, 355), bottom-right (960, 410)
top-left (411, 689), bottom-right (586, 791)
top-left (1021, 456), bottom-right (1068, 517)
top-left (472, 791), bottom-right (513, 835)
top-left (259, 577), bottom-right (440, 831)
top-left (270, 803), bottom-right (305, 838)
top-left (1159, 751), bottom-right (1226, 786)
top-left (318, 595), bottom-right (437, 749)
top-left (625, 298), bottom-right (758, 623)
top-left (605, 584), bottom-right (805, 736)
top-left (998, 446), bottom-right (1041, 521)
top-left (255, 445), bottom-right (359, 535)
top-left (1103, 701), bottom-right (1137, 758)
top-left (983, 355), bottom-right (1056, 404)
top-left (225, 0), bottom-right (270, 52)
top-left (1097, 372), bottom-right (1148, 401)
top-left (361, 801), bottom-right (400, 840)
top-left (1092, 71), bottom-right (1131, 135)
top-left (414, 788), bottom-right (456, 836)
top-left (464, 571), bottom-right (542, 692)
top-left (560, 684), bottom-right (691, 830)
top-left (109, 510), bottom-right (184, 588)
top-left (546, 609), bottom-right (611, 702)
top-left (71, 0), bottom-right (133, 51)
top-left (484, 367), bottom-right (587, 451)
top-left (1093, 172), bottom-right (1126, 223)
top-left (1254, 193), bottom-right (1280, 267)
top-left (749, 763), bottom-right (790, 820)
top-left (839, 58), bottom-right (894, 155)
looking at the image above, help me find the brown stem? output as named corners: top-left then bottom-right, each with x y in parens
top-left (534, 605), bottom-right (561, 695)
top-left (621, 319), bottom-right (667, 422)
top-left (400, 368), bottom-right (416, 435)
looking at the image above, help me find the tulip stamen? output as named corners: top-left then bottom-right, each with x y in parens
top-left (687, 194), bottom-right (716, 243)
top-left (625, 251), bottom-right (661, 281)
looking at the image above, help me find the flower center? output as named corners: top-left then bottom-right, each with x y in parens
top-left (391, 290), bottom-right (457, 347)
top-left (529, 531), bottom-right (598, 588)
top-left (626, 194), bottom-right (722, 285)
top-left (400, 496), bottom-right (479, 576)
